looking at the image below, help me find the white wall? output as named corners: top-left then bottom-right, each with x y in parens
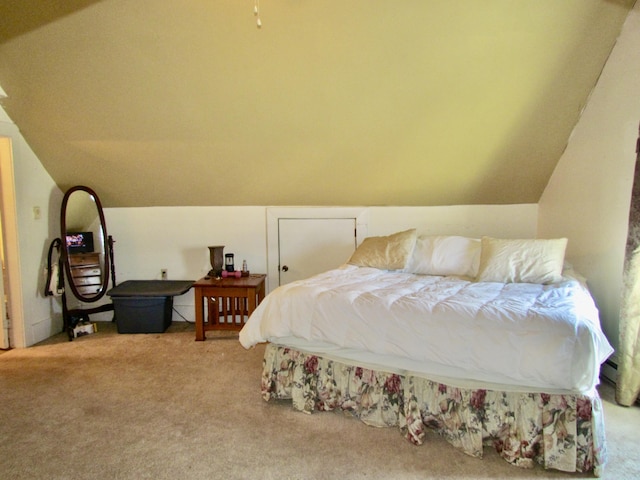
top-left (0, 108), bottom-right (64, 347)
top-left (366, 205), bottom-right (538, 239)
top-left (102, 206), bottom-right (268, 320)
top-left (538, 2), bottom-right (640, 356)
top-left (105, 204), bottom-right (538, 321)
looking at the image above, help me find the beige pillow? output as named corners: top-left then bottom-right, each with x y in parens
top-left (476, 236), bottom-right (568, 284)
top-left (348, 229), bottom-right (417, 270)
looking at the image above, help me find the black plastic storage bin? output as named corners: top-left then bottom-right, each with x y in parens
top-left (107, 280), bottom-right (194, 334)
top-left (112, 296), bottom-right (173, 333)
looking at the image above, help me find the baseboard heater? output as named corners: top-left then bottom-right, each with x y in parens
top-left (600, 358), bottom-right (618, 385)
top-left (602, 359), bottom-right (640, 406)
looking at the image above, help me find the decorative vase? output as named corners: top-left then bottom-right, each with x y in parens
top-left (208, 245), bottom-right (225, 277)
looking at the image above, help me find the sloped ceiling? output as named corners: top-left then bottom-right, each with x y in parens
top-left (0, 0), bottom-right (634, 207)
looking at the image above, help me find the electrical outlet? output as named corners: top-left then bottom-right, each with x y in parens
top-left (161, 268), bottom-right (167, 280)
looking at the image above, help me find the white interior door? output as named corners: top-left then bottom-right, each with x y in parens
top-left (278, 218), bottom-right (357, 286)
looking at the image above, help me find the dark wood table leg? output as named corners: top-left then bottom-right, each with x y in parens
top-left (195, 286), bottom-right (205, 341)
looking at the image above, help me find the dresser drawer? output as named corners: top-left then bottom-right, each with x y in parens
top-left (71, 266), bottom-right (102, 278)
top-left (72, 275), bottom-right (102, 286)
top-left (69, 253), bottom-right (100, 267)
top-left (76, 285), bottom-right (103, 295)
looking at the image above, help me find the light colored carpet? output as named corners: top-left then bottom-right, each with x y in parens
top-left (0, 321), bottom-right (638, 480)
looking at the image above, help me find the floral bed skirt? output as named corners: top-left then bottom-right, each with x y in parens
top-left (261, 343), bottom-right (606, 476)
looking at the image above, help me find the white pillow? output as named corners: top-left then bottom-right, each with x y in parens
top-left (475, 237), bottom-right (568, 284)
top-left (406, 235), bottom-right (481, 277)
top-left (348, 229), bottom-right (417, 270)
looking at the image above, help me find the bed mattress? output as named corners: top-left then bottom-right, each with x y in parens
top-left (240, 265), bottom-right (613, 394)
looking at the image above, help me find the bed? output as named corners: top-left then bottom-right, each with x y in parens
top-left (239, 230), bottom-right (614, 475)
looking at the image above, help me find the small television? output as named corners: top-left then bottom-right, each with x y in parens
top-left (66, 231), bottom-right (95, 254)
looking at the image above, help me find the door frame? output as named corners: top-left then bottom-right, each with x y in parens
top-left (266, 207), bottom-right (368, 293)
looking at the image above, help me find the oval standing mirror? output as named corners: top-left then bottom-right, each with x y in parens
top-left (60, 186), bottom-right (111, 302)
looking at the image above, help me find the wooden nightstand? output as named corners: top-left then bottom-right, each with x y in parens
top-left (193, 274), bottom-right (266, 341)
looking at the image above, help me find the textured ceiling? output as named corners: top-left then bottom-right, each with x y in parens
top-left (0, 0), bottom-right (634, 207)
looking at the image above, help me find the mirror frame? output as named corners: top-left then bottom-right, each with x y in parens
top-left (60, 185), bottom-right (111, 303)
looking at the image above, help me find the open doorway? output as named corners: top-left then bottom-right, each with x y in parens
top-left (0, 202), bottom-right (8, 349)
top-left (0, 137), bottom-right (12, 348)
top-left (0, 135), bottom-right (23, 349)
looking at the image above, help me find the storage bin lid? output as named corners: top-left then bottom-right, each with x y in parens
top-left (107, 280), bottom-right (194, 297)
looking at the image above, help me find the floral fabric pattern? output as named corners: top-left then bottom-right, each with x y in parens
top-left (261, 344), bottom-right (606, 476)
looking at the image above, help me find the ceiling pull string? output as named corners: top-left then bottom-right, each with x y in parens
top-left (254, 0), bottom-right (262, 28)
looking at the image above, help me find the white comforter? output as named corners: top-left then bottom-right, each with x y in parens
top-left (240, 265), bottom-right (613, 393)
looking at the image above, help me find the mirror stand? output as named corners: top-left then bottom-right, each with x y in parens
top-left (61, 235), bottom-right (116, 340)
top-left (59, 186), bottom-right (117, 340)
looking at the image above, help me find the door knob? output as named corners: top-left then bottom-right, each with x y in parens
top-left (281, 265), bottom-right (289, 272)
